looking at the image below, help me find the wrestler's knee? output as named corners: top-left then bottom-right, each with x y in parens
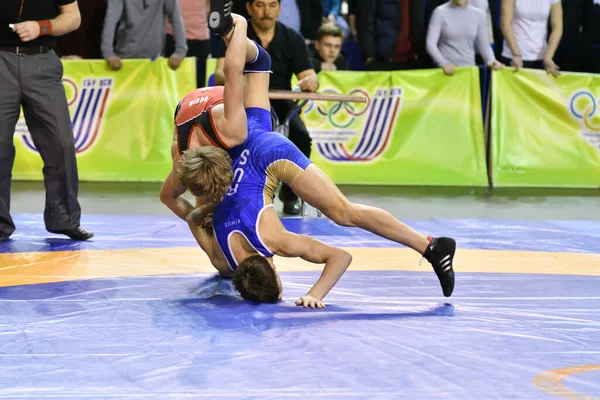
top-left (326, 201), bottom-right (358, 227)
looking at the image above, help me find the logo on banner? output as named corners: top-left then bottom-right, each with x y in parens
top-left (302, 88), bottom-right (401, 162)
top-left (16, 77), bottom-right (113, 154)
top-left (569, 90), bottom-right (600, 151)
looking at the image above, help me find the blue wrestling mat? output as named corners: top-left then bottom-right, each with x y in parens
top-left (1, 214), bottom-right (599, 399)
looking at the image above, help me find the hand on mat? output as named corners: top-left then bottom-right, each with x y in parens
top-left (296, 295), bottom-right (325, 309)
top-left (12, 21), bottom-right (40, 42)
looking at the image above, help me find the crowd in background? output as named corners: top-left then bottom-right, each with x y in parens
top-left (55, 0), bottom-right (600, 85)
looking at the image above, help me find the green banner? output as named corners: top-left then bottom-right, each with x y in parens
top-left (13, 58), bottom-right (196, 181)
top-left (301, 68), bottom-right (488, 186)
top-left (491, 69), bottom-right (600, 187)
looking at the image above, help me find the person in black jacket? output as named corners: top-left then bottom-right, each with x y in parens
top-left (356, 0), bottom-right (430, 70)
top-left (583, 0), bottom-right (600, 73)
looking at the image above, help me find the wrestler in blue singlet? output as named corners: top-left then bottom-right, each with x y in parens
top-left (211, 39), bottom-right (312, 270)
top-left (212, 129), bottom-right (312, 270)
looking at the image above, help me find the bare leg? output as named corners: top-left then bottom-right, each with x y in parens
top-left (242, 40), bottom-right (270, 111)
top-left (292, 165), bottom-right (430, 254)
top-left (222, 19), bottom-right (270, 111)
top-left (223, 23), bottom-right (258, 63)
top-left (243, 38), bottom-right (258, 62)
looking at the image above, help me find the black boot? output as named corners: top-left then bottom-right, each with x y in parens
top-left (423, 237), bottom-right (456, 297)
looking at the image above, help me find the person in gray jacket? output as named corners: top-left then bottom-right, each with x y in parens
top-left (426, 0), bottom-right (503, 75)
top-left (101, 0), bottom-right (188, 71)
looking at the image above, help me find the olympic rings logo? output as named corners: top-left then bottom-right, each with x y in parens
top-left (303, 89), bottom-right (370, 129)
top-left (569, 91), bottom-right (600, 132)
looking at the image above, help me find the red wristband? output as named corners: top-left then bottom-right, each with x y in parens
top-left (37, 20), bottom-right (52, 36)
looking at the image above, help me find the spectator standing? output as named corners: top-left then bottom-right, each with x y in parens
top-left (500, 0), bottom-right (563, 77)
top-left (322, 0), bottom-right (350, 38)
top-left (0, 0), bottom-right (93, 242)
top-left (165, 0), bottom-right (211, 86)
top-left (277, 0), bottom-right (323, 42)
top-left (347, 0), bottom-right (358, 40)
top-left (359, 0), bottom-right (430, 70)
top-left (582, 0), bottom-right (600, 73)
top-left (56, 0), bottom-right (107, 59)
top-left (101, 0), bottom-right (187, 71)
top-left (556, 0), bottom-right (585, 72)
top-left (468, 0), bottom-right (495, 63)
top-left (426, 0), bottom-right (503, 75)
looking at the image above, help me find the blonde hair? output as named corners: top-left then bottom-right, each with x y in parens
top-left (178, 147), bottom-right (233, 203)
top-left (317, 22), bottom-right (344, 41)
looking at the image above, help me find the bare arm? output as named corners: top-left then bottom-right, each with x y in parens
top-left (214, 57), bottom-right (226, 85)
top-left (159, 138), bottom-right (194, 220)
top-left (500, 0), bottom-right (520, 57)
top-left (12, 1), bottom-right (81, 42)
top-left (51, 2), bottom-right (82, 35)
top-left (269, 231), bottom-right (352, 301)
top-left (186, 206), bottom-right (217, 258)
top-left (215, 15), bottom-right (248, 146)
top-left (545, 2), bottom-right (563, 62)
top-left (186, 206), bottom-right (233, 277)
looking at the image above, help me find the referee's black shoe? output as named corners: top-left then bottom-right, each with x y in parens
top-left (49, 226), bottom-right (94, 241)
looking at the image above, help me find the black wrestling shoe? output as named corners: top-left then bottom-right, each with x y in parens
top-left (208, 0), bottom-right (233, 36)
top-left (0, 232), bottom-right (10, 242)
top-left (422, 237), bottom-right (456, 297)
top-left (49, 226), bottom-right (94, 241)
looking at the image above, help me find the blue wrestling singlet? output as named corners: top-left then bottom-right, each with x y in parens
top-left (213, 123), bottom-right (312, 270)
